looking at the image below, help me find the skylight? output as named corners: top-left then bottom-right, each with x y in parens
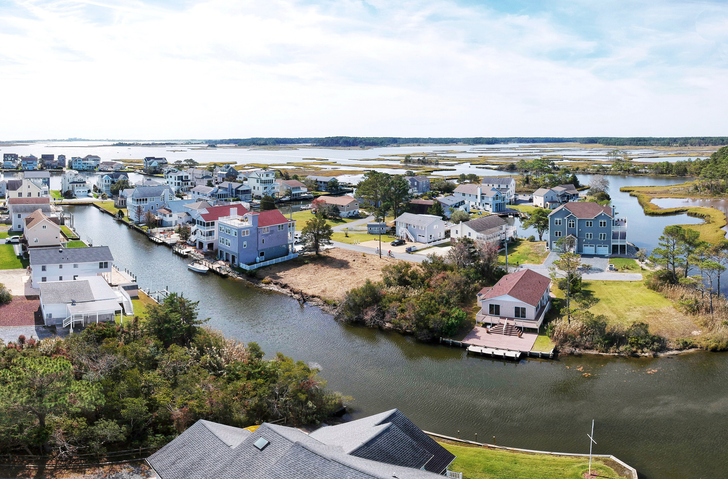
top-left (253, 437), bottom-right (269, 451)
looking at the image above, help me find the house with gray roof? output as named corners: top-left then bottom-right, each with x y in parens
top-left (534, 184), bottom-right (580, 208)
top-left (39, 275), bottom-right (131, 330)
top-left (480, 176), bottom-right (516, 203)
top-left (450, 214), bottom-right (513, 244)
top-left (147, 409), bottom-right (455, 479)
top-left (29, 245), bottom-right (114, 288)
top-left (98, 172), bottom-right (129, 196)
top-left (436, 195), bottom-right (469, 218)
top-left (8, 197), bottom-right (53, 231)
top-left (395, 213), bottom-right (448, 244)
top-left (405, 175), bottom-right (430, 195)
top-left (128, 184), bottom-right (175, 223)
top-left (453, 184), bottom-right (506, 213)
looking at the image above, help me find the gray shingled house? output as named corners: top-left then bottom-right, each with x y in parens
top-left (147, 409), bottom-right (456, 478)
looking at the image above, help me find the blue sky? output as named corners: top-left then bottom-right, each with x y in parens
top-left (0, 0), bottom-right (726, 139)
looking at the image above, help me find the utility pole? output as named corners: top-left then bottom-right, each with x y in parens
top-left (378, 215), bottom-right (382, 259)
top-left (587, 419), bottom-right (597, 476)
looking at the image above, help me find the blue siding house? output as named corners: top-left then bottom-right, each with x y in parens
top-left (217, 209), bottom-right (296, 267)
top-left (548, 202), bottom-right (627, 256)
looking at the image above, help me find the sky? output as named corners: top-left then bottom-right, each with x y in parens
top-left (0, 0), bottom-right (726, 140)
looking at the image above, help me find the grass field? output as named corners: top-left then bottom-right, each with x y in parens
top-left (50, 190), bottom-right (62, 199)
top-left (509, 204), bottom-right (539, 215)
top-left (531, 334), bottom-right (555, 352)
top-left (0, 245), bottom-right (28, 270)
top-left (94, 201), bottom-right (127, 217)
top-left (289, 210), bottom-right (360, 229)
top-left (60, 225), bottom-right (78, 239)
top-left (552, 279), bottom-right (698, 339)
top-left (0, 231), bottom-right (21, 239)
top-left (129, 291), bottom-right (156, 321)
top-left (498, 240), bottom-right (548, 266)
top-left (609, 258), bottom-right (641, 272)
top-left (65, 240), bottom-right (87, 248)
top-left (441, 442), bottom-right (628, 479)
top-left (331, 232), bottom-right (394, 244)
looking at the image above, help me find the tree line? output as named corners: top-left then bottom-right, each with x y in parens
top-left (0, 294), bottom-right (345, 459)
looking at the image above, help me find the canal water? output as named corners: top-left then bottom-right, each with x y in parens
top-left (68, 200), bottom-right (728, 479)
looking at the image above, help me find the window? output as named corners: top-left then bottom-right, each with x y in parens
top-left (585, 221), bottom-right (593, 228)
top-left (599, 233), bottom-right (607, 240)
top-left (243, 241), bottom-right (247, 248)
top-left (568, 220), bottom-right (575, 228)
top-left (41, 265), bottom-right (46, 271)
top-left (554, 219), bottom-right (562, 226)
top-left (278, 224), bottom-right (284, 231)
top-left (262, 227), bottom-right (270, 234)
top-left (59, 276), bottom-right (63, 281)
top-left (599, 220), bottom-right (607, 227)
top-left (489, 304), bottom-right (500, 315)
top-left (585, 233), bottom-right (593, 239)
top-left (42, 225), bottom-right (47, 229)
top-left (554, 231), bottom-right (562, 237)
top-left (261, 238), bottom-right (265, 245)
top-left (41, 277), bottom-right (46, 282)
top-left (515, 307), bottom-right (526, 318)
top-left (74, 264), bottom-right (78, 268)
top-left (59, 264), bottom-right (63, 269)
top-left (99, 261), bottom-right (108, 269)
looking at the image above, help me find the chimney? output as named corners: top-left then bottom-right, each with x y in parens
top-left (231, 207), bottom-right (237, 217)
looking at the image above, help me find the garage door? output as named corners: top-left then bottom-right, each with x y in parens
top-left (582, 244), bottom-right (595, 254)
top-left (596, 245), bottom-right (609, 255)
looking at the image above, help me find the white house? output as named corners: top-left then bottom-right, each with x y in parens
top-left (61, 170), bottom-right (91, 198)
top-left (165, 169), bottom-right (192, 194)
top-left (127, 185), bottom-right (175, 223)
top-left (98, 172), bottom-right (129, 196)
top-left (69, 155), bottom-right (100, 171)
top-left (29, 246), bottom-right (114, 288)
top-left (481, 176), bottom-right (516, 204)
top-left (476, 268), bottom-right (551, 331)
top-left (312, 196), bottom-right (359, 218)
top-left (39, 276), bottom-right (130, 330)
top-left (533, 188), bottom-right (560, 208)
top-left (395, 213), bottom-right (448, 244)
top-left (8, 198), bottom-right (53, 231)
top-left (98, 161), bottom-right (123, 171)
top-left (23, 209), bottom-right (63, 249)
top-left (241, 169), bottom-right (276, 197)
top-left (450, 215), bottom-right (513, 244)
top-left (453, 184), bottom-right (506, 213)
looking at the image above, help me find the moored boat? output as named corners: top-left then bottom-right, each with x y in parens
top-left (187, 262), bottom-right (209, 273)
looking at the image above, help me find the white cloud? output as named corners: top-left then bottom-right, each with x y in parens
top-left (0, 0), bottom-right (726, 139)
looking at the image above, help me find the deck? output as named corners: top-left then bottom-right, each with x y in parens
top-left (461, 325), bottom-right (538, 353)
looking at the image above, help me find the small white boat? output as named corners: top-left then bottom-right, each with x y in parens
top-left (188, 262), bottom-right (209, 274)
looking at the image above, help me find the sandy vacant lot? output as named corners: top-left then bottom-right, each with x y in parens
top-left (261, 248), bottom-right (400, 301)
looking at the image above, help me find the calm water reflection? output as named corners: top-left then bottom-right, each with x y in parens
top-left (68, 206), bottom-right (728, 479)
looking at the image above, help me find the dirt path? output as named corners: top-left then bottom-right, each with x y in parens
top-left (260, 248), bottom-right (401, 302)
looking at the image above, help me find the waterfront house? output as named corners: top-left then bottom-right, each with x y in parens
top-left (24, 171), bottom-right (51, 189)
top-left (453, 184), bottom-right (506, 213)
top-left (189, 203), bottom-right (249, 251)
top-left (240, 168), bottom-right (276, 198)
top-left (143, 157), bottom-right (168, 174)
top-left (395, 213), bottom-right (448, 243)
top-left (405, 175), bottom-right (431, 195)
top-left (69, 155), bottom-right (100, 171)
top-left (29, 245), bottom-right (114, 288)
top-left (20, 155), bottom-right (39, 170)
top-left (274, 179), bottom-right (308, 199)
top-left (98, 161), bottom-right (123, 171)
top-left (189, 185), bottom-right (215, 202)
top-left (214, 165), bottom-right (239, 183)
top-left (136, 178), bottom-right (164, 187)
top-left (306, 175), bottom-right (339, 191)
top-left (476, 268), bottom-right (551, 331)
top-left (534, 184), bottom-right (580, 208)
top-left (39, 276), bottom-right (130, 330)
top-left (61, 170), bottom-right (91, 198)
top-left (98, 172), bottom-right (129, 196)
top-left (481, 176), bottom-right (516, 204)
top-left (155, 199), bottom-right (196, 227)
top-left (114, 188), bottom-right (134, 209)
top-left (40, 154), bottom-right (65, 169)
top-left (23, 209), bottom-right (63, 249)
top-left (216, 181), bottom-right (252, 201)
top-left (8, 197), bottom-right (52, 231)
top-left (548, 202), bottom-right (627, 255)
top-left (450, 214), bottom-right (512, 244)
top-left (127, 185), bottom-right (175, 223)
top-left (312, 195), bottom-right (359, 217)
top-left (217, 208), bottom-right (296, 267)
top-left (3, 153), bottom-right (19, 169)
top-left (147, 408), bottom-right (454, 479)
top-left (436, 195), bottom-right (469, 218)
top-left (164, 169), bottom-right (192, 194)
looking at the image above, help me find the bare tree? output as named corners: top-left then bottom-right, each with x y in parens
top-left (589, 175), bottom-right (609, 194)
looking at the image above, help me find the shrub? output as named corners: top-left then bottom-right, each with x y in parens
top-left (0, 283), bottom-right (11, 305)
top-left (527, 235), bottom-right (536, 242)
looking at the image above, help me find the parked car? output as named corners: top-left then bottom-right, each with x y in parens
top-left (7, 236), bottom-right (21, 244)
top-left (391, 239), bottom-right (405, 246)
top-left (405, 246), bottom-right (417, 253)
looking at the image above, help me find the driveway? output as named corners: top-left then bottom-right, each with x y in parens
top-left (332, 215), bottom-right (375, 233)
top-left (521, 252), bottom-right (642, 281)
top-left (0, 269), bottom-right (35, 296)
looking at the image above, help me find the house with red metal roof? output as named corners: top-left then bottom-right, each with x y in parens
top-left (476, 268), bottom-right (551, 331)
top-left (216, 209), bottom-right (297, 269)
top-left (188, 203), bottom-right (249, 251)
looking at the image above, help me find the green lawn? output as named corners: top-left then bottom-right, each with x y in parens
top-left (498, 240), bottom-right (548, 266)
top-left (509, 204), bottom-right (539, 214)
top-left (94, 201), bottom-right (127, 217)
top-left (0, 231), bottom-right (21, 239)
top-left (60, 225), bottom-right (78, 239)
top-left (442, 442), bottom-right (627, 479)
top-left (331, 232), bottom-right (394, 244)
top-left (65, 240), bottom-right (87, 248)
top-left (552, 280), bottom-right (696, 339)
top-left (289, 209), bottom-right (360, 229)
top-left (0, 245), bottom-right (28, 270)
top-left (531, 334), bottom-right (555, 352)
top-left (128, 291), bottom-right (157, 322)
top-left (609, 258), bottom-right (641, 272)
top-left (50, 190), bottom-right (62, 199)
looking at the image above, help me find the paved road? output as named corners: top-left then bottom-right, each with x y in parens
top-left (332, 215), bottom-right (375, 232)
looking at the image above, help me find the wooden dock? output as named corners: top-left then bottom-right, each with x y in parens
top-left (466, 345), bottom-right (522, 360)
